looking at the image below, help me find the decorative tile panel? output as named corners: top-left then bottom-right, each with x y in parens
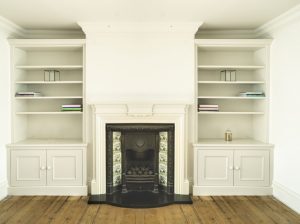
top-left (112, 132), bottom-right (122, 186)
top-left (159, 131), bottom-right (168, 187)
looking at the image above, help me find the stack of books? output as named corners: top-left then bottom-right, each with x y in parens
top-left (61, 104), bottom-right (82, 112)
top-left (15, 91), bottom-right (41, 97)
top-left (239, 92), bottom-right (265, 97)
top-left (198, 104), bottom-right (219, 112)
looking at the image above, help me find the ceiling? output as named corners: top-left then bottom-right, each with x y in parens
top-left (0, 0), bottom-right (299, 31)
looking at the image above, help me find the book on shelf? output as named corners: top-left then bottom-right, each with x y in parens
top-left (198, 104), bottom-right (219, 112)
top-left (15, 92), bottom-right (41, 97)
top-left (198, 108), bottom-right (219, 111)
top-left (61, 104), bottom-right (82, 108)
top-left (239, 92), bottom-right (265, 97)
top-left (198, 104), bottom-right (219, 108)
top-left (61, 104), bottom-right (82, 112)
top-left (61, 108), bottom-right (82, 111)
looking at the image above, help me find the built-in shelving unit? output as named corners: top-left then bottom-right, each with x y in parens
top-left (7, 39), bottom-right (87, 196)
top-left (195, 39), bottom-right (272, 142)
top-left (10, 39), bottom-right (86, 142)
top-left (193, 39), bottom-right (273, 196)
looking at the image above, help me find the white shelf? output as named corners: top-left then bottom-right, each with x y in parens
top-left (9, 138), bottom-right (87, 147)
top-left (198, 81), bottom-right (265, 84)
top-left (198, 112), bottom-right (264, 115)
top-left (15, 96), bottom-right (83, 99)
top-left (194, 138), bottom-right (272, 147)
top-left (15, 65), bottom-right (83, 70)
top-left (16, 112), bottom-right (83, 115)
top-left (15, 81), bottom-right (83, 84)
top-left (197, 96), bottom-right (266, 99)
top-left (197, 65), bottom-right (264, 70)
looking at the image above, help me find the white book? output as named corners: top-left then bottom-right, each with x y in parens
top-left (199, 108), bottom-right (219, 111)
top-left (62, 104), bottom-right (82, 108)
top-left (199, 104), bottom-right (219, 108)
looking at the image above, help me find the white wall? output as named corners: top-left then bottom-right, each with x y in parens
top-left (268, 16), bottom-right (300, 213)
top-left (85, 33), bottom-right (196, 104)
top-left (0, 29), bottom-right (11, 200)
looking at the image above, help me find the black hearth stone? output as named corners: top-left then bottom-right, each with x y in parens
top-left (88, 191), bottom-right (192, 208)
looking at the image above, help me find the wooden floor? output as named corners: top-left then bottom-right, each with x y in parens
top-left (0, 196), bottom-right (299, 224)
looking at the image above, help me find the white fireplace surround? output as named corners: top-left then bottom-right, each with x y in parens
top-left (90, 104), bottom-right (190, 195)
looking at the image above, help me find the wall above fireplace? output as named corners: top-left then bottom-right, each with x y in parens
top-left (79, 22), bottom-right (201, 104)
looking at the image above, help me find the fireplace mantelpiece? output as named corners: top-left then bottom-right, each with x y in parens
top-left (90, 104), bottom-right (190, 198)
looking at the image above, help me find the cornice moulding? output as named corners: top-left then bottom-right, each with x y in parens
top-left (195, 38), bottom-right (272, 47)
top-left (78, 22), bottom-right (202, 35)
top-left (23, 29), bottom-right (85, 39)
top-left (195, 29), bottom-right (256, 39)
top-left (0, 16), bottom-right (24, 37)
top-left (255, 4), bottom-right (300, 37)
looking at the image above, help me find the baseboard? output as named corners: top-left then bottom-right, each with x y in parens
top-left (193, 185), bottom-right (273, 196)
top-left (8, 186), bottom-right (88, 196)
top-left (273, 181), bottom-right (300, 214)
top-left (0, 180), bottom-right (8, 200)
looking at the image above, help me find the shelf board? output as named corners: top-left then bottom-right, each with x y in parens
top-left (15, 65), bottom-right (83, 70)
top-left (197, 96), bottom-right (266, 99)
top-left (198, 111), bottom-right (264, 115)
top-left (197, 65), bottom-right (264, 70)
top-left (198, 81), bottom-right (265, 84)
top-left (194, 138), bottom-right (272, 147)
top-left (16, 112), bottom-right (83, 115)
top-left (8, 138), bottom-right (87, 147)
top-left (15, 96), bottom-right (83, 99)
top-left (15, 81), bottom-right (83, 84)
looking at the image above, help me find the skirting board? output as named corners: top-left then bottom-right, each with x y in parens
top-left (273, 181), bottom-right (300, 214)
top-left (8, 186), bottom-right (88, 196)
top-left (193, 186), bottom-right (273, 196)
top-left (0, 181), bottom-right (8, 200)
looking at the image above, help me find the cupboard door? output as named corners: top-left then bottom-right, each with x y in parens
top-left (46, 150), bottom-right (83, 186)
top-left (11, 150), bottom-right (46, 186)
top-left (197, 150), bottom-right (234, 186)
top-left (234, 150), bottom-right (269, 186)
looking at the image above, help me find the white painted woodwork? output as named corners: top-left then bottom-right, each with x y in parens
top-left (7, 39), bottom-right (87, 196)
top-left (91, 104), bottom-right (190, 195)
top-left (11, 150), bottom-right (46, 186)
top-left (197, 150), bottom-right (233, 186)
top-left (193, 143), bottom-right (273, 195)
top-left (193, 40), bottom-right (273, 196)
top-left (9, 39), bottom-right (86, 142)
top-left (195, 39), bottom-right (271, 142)
top-left (8, 143), bottom-right (87, 195)
top-left (234, 150), bottom-right (269, 186)
top-left (46, 150), bottom-right (83, 186)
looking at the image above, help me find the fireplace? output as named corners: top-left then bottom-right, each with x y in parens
top-left (88, 104), bottom-right (192, 207)
top-left (106, 124), bottom-right (174, 195)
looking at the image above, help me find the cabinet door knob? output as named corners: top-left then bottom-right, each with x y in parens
top-left (235, 166), bottom-right (240, 170)
top-left (40, 166), bottom-right (46, 170)
top-left (47, 166), bottom-right (52, 170)
top-left (229, 166), bottom-right (233, 170)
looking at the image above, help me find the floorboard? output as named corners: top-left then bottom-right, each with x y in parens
top-left (0, 196), bottom-right (299, 224)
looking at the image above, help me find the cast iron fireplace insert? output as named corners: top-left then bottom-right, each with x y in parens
top-left (88, 123), bottom-right (192, 208)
